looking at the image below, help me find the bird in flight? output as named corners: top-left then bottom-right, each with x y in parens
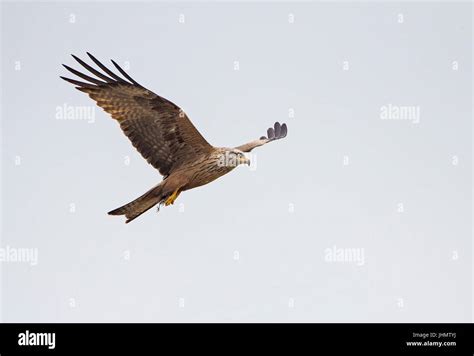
top-left (61, 53), bottom-right (288, 223)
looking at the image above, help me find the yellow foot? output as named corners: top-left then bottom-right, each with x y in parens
top-left (164, 190), bottom-right (180, 206)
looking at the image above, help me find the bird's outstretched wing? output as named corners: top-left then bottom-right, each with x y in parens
top-left (235, 122), bottom-right (288, 152)
top-left (61, 53), bottom-right (213, 177)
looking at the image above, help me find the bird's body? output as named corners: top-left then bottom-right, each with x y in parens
top-left (172, 147), bottom-right (240, 190)
top-left (61, 53), bottom-right (288, 223)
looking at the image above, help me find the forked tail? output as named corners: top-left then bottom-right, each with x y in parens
top-left (108, 183), bottom-right (164, 224)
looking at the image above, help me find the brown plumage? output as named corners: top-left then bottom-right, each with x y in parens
top-left (61, 53), bottom-right (288, 223)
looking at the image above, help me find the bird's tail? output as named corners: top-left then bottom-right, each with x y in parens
top-left (108, 183), bottom-right (165, 224)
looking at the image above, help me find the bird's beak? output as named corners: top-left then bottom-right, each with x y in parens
top-left (240, 157), bottom-right (251, 166)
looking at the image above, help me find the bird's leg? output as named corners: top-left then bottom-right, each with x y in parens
top-left (164, 189), bottom-right (181, 206)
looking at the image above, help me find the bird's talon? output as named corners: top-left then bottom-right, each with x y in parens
top-left (164, 190), bottom-right (180, 206)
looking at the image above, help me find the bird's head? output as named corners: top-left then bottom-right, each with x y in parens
top-left (216, 148), bottom-right (250, 168)
top-left (232, 149), bottom-right (251, 166)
